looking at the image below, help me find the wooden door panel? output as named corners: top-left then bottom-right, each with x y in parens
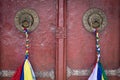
top-left (68, 76), bottom-right (120, 80)
top-left (67, 0), bottom-right (120, 80)
top-left (0, 0), bottom-right (119, 80)
top-left (67, 0), bottom-right (96, 69)
top-left (0, 0), bottom-right (56, 80)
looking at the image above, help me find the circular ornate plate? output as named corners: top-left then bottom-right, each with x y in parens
top-left (83, 8), bottom-right (107, 32)
top-left (15, 8), bottom-right (39, 32)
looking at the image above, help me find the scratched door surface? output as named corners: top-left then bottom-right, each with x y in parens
top-left (0, 0), bottom-right (56, 80)
top-left (0, 0), bottom-right (120, 80)
top-left (66, 0), bottom-right (120, 80)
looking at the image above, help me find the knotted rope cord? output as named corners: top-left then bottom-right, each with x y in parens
top-left (23, 28), bottom-right (29, 59)
top-left (94, 29), bottom-right (101, 62)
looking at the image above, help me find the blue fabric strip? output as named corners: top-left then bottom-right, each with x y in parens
top-left (20, 62), bottom-right (25, 80)
top-left (97, 62), bottom-right (102, 80)
top-left (25, 54), bottom-right (29, 59)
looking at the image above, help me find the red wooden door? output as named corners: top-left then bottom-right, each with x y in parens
top-left (66, 0), bottom-right (120, 80)
top-left (0, 0), bottom-right (120, 80)
top-left (0, 0), bottom-right (56, 80)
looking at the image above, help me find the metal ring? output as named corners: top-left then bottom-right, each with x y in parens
top-left (15, 8), bottom-right (39, 32)
top-left (82, 8), bottom-right (107, 32)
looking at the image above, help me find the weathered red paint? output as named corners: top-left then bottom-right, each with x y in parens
top-left (68, 76), bottom-right (120, 80)
top-left (55, 0), bottom-right (67, 80)
top-left (0, 0), bottom-right (56, 80)
top-left (0, 0), bottom-right (119, 80)
top-left (67, 0), bottom-right (120, 80)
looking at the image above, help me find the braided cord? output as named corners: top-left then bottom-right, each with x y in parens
top-left (95, 29), bottom-right (101, 62)
top-left (23, 28), bottom-right (29, 59)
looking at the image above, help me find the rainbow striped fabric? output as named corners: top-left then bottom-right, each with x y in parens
top-left (88, 61), bottom-right (108, 80)
top-left (11, 55), bottom-right (36, 80)
top-left (12, 28), bottom-right (36, 80)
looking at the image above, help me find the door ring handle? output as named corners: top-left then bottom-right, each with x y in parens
top-left (15, 8), bottom-right (39, 32)
top-left (83, 8), bottom-right (107, 32)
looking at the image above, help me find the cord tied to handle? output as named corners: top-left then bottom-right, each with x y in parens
top-left (94, 28), bottom-right (101, 62)
top-left (23, 27), bottom-right (30, 59)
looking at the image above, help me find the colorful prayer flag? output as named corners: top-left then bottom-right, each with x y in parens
top-left (11, 28), bottom-right (36, 80)
top-left (88, 61), bottom-right (108, 80)
top-left (11, 64), bottom-right (23, 80)
top-left (11, 58), bottom-right (36, 80)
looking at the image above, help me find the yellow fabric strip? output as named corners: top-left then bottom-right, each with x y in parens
top-left (24, 59), bottom-right (33, 80)
top-left (102, 74), bottom-right (105, 80)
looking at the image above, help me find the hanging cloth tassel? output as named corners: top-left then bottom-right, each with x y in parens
top-left (11, 28), bottom-right (36, 80)
top-left (88, 29), bottom-right (108, 80)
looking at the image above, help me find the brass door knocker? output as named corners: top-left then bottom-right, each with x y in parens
top-left (15, 8), bottom-right (39, 32)
top-left (83, 8), bottom-right (107, 32)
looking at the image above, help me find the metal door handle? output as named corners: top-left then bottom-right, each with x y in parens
top-left (15, 8), bottom-right (39, 32)
top-left (83, 8), bottom-right (107, 32)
